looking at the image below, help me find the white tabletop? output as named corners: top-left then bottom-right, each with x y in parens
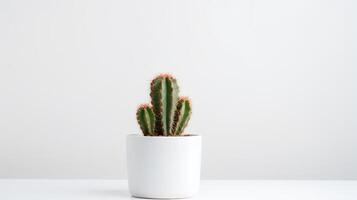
top-left (1, 180), bottom-right (356, 200)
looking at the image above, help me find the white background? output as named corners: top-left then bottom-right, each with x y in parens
top-left (0, 0), bottom-right (356, 179)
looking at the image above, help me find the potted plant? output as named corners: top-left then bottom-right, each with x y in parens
top-left (127, 74), bottom-right (201, 199)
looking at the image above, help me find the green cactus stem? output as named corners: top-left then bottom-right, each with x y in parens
top-left (136, 74), bottom-right (192, 136)
top-left (172, 97), bottom-right (192, 135)
top-left (150, 74), bottom-right (179, 136)
top-left (136, 104), bottom-right (155, 136)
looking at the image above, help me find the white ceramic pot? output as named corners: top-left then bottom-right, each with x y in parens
top-left (126, 134), bottom-right (201, 199)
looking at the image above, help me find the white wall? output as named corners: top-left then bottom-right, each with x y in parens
top-left (1, 0), bottom-right (356, 179)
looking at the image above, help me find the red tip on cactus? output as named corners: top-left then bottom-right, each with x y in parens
top-left (179, 96), bottom-right (190, 101)
top-left (150, 74), bottom-right (176, 88)
top-left (179, 97), bottom-right (191, 105)
top-left (138, 103), bottom-right (150, 109)
top-left (154, 73), bottom-right (174, 79)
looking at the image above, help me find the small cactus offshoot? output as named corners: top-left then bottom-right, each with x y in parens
top-left (136, 74), bottom-right (192, 136)
top-left (136, 104), bottom-right (155, 136)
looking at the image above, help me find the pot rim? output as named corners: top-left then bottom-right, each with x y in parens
top-left (127, 134), bottom-right (201, 138)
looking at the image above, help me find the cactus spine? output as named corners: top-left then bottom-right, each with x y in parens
top-left (137, 74), bottom-right (191, 136)
top-left (136, 104), bottom-right (155, 136)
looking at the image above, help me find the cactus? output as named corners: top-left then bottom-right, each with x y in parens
top-left (136, 104), bottom-right (155, 136)
top-left (136, 74), bottom-right (192, 136)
